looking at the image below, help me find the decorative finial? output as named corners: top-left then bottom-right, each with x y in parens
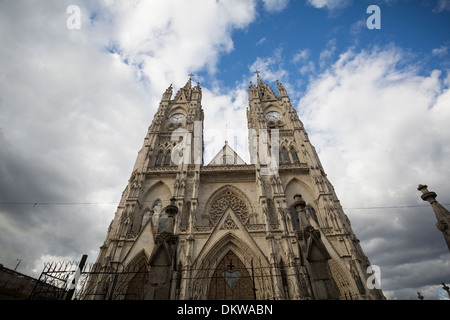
top-left (417, 184), bottom-right (428, 192)
top-left (418, 184), bottom-right (437, 203)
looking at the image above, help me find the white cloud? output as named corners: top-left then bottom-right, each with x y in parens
top-left (256, 37), bottom-right (267, 46)
top-left (262, 0), bottom-right (290, 13)
top-left (250, 48), bottom-right (288, 83)
top-left (104, 0), bottom-right (258, 90)
top-left (299, 61), bottom-right (316, 75)
top-left (202, 85), bottom-right (250, 163)
top-left (319, 39), bottom-right (337, 68)
top-left (292, 49), bottom-right (316, 78)
top-left (432, 45), bottom-right (448, 57)
top-left (292, 49), bottom-right (310, 63)
top-left (350, 19), bottom-right (366, 35)
top-left (434, 0), bottom-right (450, 12)
top-left (306, 0), bottom-right (352, 11)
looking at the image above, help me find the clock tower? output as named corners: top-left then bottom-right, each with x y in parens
top-left (84, 75), bottom-right (385, 300)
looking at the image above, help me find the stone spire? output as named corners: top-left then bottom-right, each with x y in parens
top-left (276, 80), bottom-right (287, 97)
top-left (185, 73), bottom-right (194, 89)
top-left (418, 184), bottom-right (450, 251)
top-left (162, 84), bottom-right (173, 101)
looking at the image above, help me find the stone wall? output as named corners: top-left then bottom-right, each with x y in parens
top-left (0, 265), bottom-right (37, 300)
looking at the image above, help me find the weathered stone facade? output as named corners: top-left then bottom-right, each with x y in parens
top-left (87, 76), bottom-right (385, 300)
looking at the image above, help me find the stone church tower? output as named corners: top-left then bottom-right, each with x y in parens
top-left (85, 75), bottom-right (385, 300)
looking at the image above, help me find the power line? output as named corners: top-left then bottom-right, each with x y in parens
top-left (0, 201), bottom-right (449, 210)
top-left (0, 201), bottom-right (118, 206)
top-left (344, 204), bottom-right (450, 210)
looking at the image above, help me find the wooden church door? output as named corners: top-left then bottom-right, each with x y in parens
top-left (207, 250), bottom-right (255, 300)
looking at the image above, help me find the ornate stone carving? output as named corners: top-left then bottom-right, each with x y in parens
top-left (194, 226), bottom-right (214, 233)
top-left (220, 214), bottom-right (238, 230)
top-left (209, 190), bottom-right (249, 225)
top-left (247, 224), bottom-right (266, 231)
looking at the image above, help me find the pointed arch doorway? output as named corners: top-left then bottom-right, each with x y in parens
top-left (208, 250), bottom-right (255, 300)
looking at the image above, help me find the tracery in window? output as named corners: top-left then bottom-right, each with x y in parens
top-left (164, 151), bottom-right (171, 166)
top-left (209, 190), bottom-right (249, 225)
top-left (306, 205), bottom-right (319, 225)
top-left (290, 147), bottom-right (299, 163)
top-left (281, 148), bottom-right (290, 164)
top-left (155, 152), bottom-right (163, 166)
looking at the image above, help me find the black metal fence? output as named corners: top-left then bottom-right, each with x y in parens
top-left (25, 255), bottom-right (362, 300)
top-left (28, 255), bottom-right (91, 300)
top-left (26, 255), bottom-right (312, 300)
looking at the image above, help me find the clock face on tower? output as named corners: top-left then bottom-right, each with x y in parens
top-left (265, 111), bottom-right (281, 122)
top-left (170, 113), bottom-right (186, 123)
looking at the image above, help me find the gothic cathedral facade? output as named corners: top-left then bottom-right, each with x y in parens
top-left (86, 75), bottom-right (385, 300)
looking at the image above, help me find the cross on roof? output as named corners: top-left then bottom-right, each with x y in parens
top-left (188, 73), bottom-right (194, 79)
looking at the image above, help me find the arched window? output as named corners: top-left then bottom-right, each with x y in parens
top-left (290, 147), bottom-right (299, 163)
top-left (209, 189), bottom-right (249, 225)
top-left (306, 205), bottom-right (319, 225)
top-left (164, 151), bottom-right (171, 166)
top-left (155, 152), bottom-right (163, 166)
top-left (124, 253), bottom-right (149, 300)
top-left (281, 148), bottom-right (290, 164)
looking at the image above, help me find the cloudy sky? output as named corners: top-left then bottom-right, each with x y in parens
top-left (1, 0), bottom-right (450, 300)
